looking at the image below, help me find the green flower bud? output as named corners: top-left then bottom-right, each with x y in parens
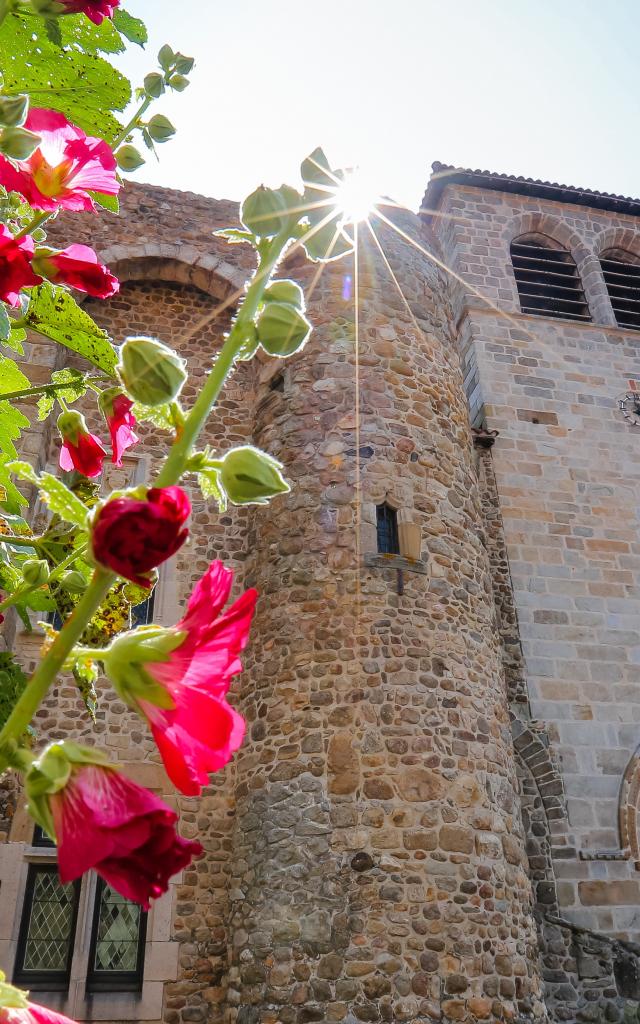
top-left (59, 570), bottom-right (87, 593)
top-left (167, 74), bottom-right (189, 92)
top-left (0, 126), bottom-right (41, 160)
top-left (144, 72), bottom-right (165, 99)
top-left (257, 301), bottom-right (312, 358)
top-left (241, 185), bottom-right (288, 238)
top-left (25, 741), bottom-right (111, 840)
top-left (0, 94), bottom-right (28, 128)
top-left (116, 144), bottom-right (145, 172)
top-left (22, 558), bottom-right (50, 587)
top-left (219, 446), bottom-right (289, 506)
top-left (146, 114), bottom-right (175, 143)
top-left (263, 279), bottom-right (305, 310)
top-left (117, 335), bottom-right (187, 408)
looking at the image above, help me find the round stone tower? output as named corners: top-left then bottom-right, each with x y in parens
top-left (224, 212), bottom-right (547, 1024)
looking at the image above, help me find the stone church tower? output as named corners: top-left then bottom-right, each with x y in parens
top-left (3, 165), bottom-right (640, 1024)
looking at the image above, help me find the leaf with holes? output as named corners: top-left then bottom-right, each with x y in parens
top-left (25, 284), bottom-right (117, 375)
top-left (112, 8), bottom-right (148, 46)
top-left (37, 368), bottom-right (88, 422)
top-left (8, 462), bottom-right (89, 528)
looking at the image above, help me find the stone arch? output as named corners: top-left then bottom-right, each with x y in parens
top-left (512, 721), bottom-right (570, 836)
top-left (594, 225), bottom-right (640, 261)
top-left (618, 745), bottom-right (640, 866)
top-left (98, 242), bottom-right (247, 300)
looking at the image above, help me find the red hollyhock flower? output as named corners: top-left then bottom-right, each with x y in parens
top-left (3, 1001), bottom-right (80, 1024)
top-left (57, 0), bottom-right (120, 23)
top-left (92, 486), bottom-right (190, 587)
top-left (51, 762), bottom-right (201, 909)
top-left (58, 410), bottom-right (107, 478)
top-left (99, 388), bottom-right (138, 465)
top-left (0, 109), bottom-right (119, 212)
top-left (108, 562), bottom-right (257, 795)
top-left (0, 225), bottom-right (41, 306)
top-left (33, 244), bottom-right (119, 298)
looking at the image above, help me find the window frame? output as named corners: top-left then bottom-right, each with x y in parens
top-left (376, 502), bottom-right (400, 555)
top-left (86, 877), bottom-right (148, 993)
top-left (13, 863), bottom-right (81, 991)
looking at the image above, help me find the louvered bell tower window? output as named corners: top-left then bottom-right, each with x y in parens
top-left (87, 879), bottom-right (147, 992)
top-left (600, 250), bottom-right (640, 331)
top-left (511, 236), bottom-right (591, 322)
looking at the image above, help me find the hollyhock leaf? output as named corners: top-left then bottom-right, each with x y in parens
top-left (37, 368), bottom-right (87, 422)
top-left (112, 8), bottom-right (147, 46)
top-left (25, 283), bottom-right (118, 375)
top-left (0, 354), bottom-right (30, 394)
top-left (87, 190), bottom-right (119, 214)
top-left (214, 227), bottom-right (255, 245)
top-left (0, 304), bottom-right (10, 342)
top-left (0, 651), bottom-right (27, 734)
top-left (157, 43), bottom-right (175, 70)
top-left (197, 469), bottom-right (227, 512)
top-left (8, 463), bottom-right (89, 528)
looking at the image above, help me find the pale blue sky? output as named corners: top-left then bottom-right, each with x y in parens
top-left (117, 0), bottom-right (640, 211)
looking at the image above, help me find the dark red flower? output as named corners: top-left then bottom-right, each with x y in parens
top-left (0, 109), bottom-right (119, 212)
top-left (92, 486), bottom-right (190, 587)
top-left (33, 243), bottom-right (119, 298)
top-left (57, 0), bottom-right (120, 23)
top-left (99, 388), bottom-right (138, 465)
top-left (51, 762), bottom-right (201, 909)
top-left (57, 410), bottom-right (107, 478)
top-left (0, 225), bottom-right (41, 306)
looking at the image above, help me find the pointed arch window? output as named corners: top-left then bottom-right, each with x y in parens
top-left (600, 249), bottom-right (640, 331)
top-left (511, 235), bottom-right (591, 322)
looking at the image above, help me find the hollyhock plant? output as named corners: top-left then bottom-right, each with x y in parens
top-left (57, 409), bottom-right (107, 478)
top-left (57, 0), bottom-right (121, 23)
top-left (103, 560), bottom-right (257, 795)
top-left (24, 742), bottom-right (202, 909)
top-left (99, 387), bottom-right (139, 465)
top-left (0, 109), bottom-right (119, 213)
top-left (32, 244), bottom-right (119, 299)
top-left (91, 486), bottom-right (190, 587)
top-left (0, 225), bottom-right (41, 306)
top-left (0, 973), bottom-right (80, 1024)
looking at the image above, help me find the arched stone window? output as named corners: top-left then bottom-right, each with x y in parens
top-left (599, 249), bottom-right (640, 331)
top-left (511, 233), bottom-right (591, 322)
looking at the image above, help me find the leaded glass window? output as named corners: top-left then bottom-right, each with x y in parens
top-left (376, 503), bottom-right (400, 555)
top-left (87, 879), bottom-right (147, 992)
top-left (14, 865), bottom-right (79, 989)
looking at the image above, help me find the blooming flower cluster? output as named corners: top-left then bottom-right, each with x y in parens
top-left (57, 390), bottom-right (138, 478)
top-left (0, 109), bottom-right (120, 306)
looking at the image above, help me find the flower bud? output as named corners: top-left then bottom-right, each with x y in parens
top-left (104, 627), bottom-right (184, 708)
top-left (241, 186), bottom-right (288, 238)
top-left (0, 126), bottom-right (41, 160)
top-left (0, 94), bottom-right (28, 128)
top-left (144, 72), bottom-right (165, 98)
top-left (257, 301), bottom-right (312, 358)
top-left (116, 144), bottom-right (145, 172)
top-left (219, 445), bottom-right (289, 506)
top-left (146, 114), bottom-right (175, 143)
top-left (117, 336), bottom-right (187, 408)
top-left (22, 558), bottom-right (50, 587)
top-left (263, 279), bottom-right (305, 310)
top-left (57, 409), bottom-right (85, 445)
top-left (60, 570), bottom-right (87, 593)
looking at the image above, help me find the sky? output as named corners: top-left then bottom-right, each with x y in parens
top-left (116, 0), bottom-right (640, 212)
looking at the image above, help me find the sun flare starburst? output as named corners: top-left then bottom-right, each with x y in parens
top-left (333, 167), bottom-right (379, 225)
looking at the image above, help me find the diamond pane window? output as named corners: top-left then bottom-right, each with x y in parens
top-left (87, 879), bottom-right (147, 992)
top-left (13, 865), bottom-right (79, 990)
top-left (376, 503), bottom-right (400, 555)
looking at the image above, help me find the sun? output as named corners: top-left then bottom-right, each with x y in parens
top-left (333, 167), bottom-right (379, 224)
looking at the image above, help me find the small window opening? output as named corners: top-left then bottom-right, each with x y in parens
top-left (32, 824), bottom-right (55, 848)
top-left (511, 235), bottom-right (591, 322)
top-left (269, 372), bottom-right (284, 393)
top-left (376, 503), bottom-right (399, 555)
top-left (600, 249), bottom-right (640, 331)
top-left (131, 588), bottom-right (156, 629)
top-left (86, 878), bottom-right (147, 992)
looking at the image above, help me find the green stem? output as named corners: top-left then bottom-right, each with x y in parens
top-left (0, 542), bottom-right (87, 615)
top-left (1, 534), bottom-right (40, 548)
top-left (111, 96), bottom-right (152, 150)
top-left (0, 569), bottom-right (113, 760)
top-left (1, 377), bottom-right (108, 403)
top-left (15, 211), bottom-right (52, 240)
top-left (155, 235), bottom-right (286, 487)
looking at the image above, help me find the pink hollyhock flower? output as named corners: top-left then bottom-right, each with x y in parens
top-left (106, 561), bottom-right (257, 795)
top-left (91, 486), bottom-right (190, 587)
top-left (25, 744), bottom-right (202, 909)
top-left (3, 1001), bottom-right (80, 1024)
top-left (32, 244), bottom-right (119, 298)
top-left (0, 109), bottom-right (119, 213)
top-left (57, 410), bottom-right (107, 478)
top-left (0, 225), bottom-right (41, 306)
top-left (98, 387), bottom-right (138, 465)
top-left (57, 0), bottom-right (120, 23)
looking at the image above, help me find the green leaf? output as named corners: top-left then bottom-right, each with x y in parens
top-left (0, 304), bottom-right (10, 342)
top-left (0, 398), bottom-right (30, 511)
top-left (4, 325), bottom-right (25, 356)
top-left (112, 8), bottom-right (148, 46)
top-left (214, 227), bottom-right (255, 245)
top-left (132, 400), bottom-right (178, 431)
top-left (44, 17), bottom-right (62, 47)
top-left (198, 469), bottom-right (228, 512)
top-left (0, 455), bottom-right (27, 513)
top-left (8, 462), bottom-right (89, 528)
top-left (87, 190), bottom-right (119, 214)
top-left (0, 354), bottom-right (29, 394)
top-left (37, 368), bottom-right (88, 422)
top-left (0, 652), bottom-right (27, 734)
top-left (25, 284), bottom-right (117, 375)
top-left (0, 14), bottom-right (130, 142)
